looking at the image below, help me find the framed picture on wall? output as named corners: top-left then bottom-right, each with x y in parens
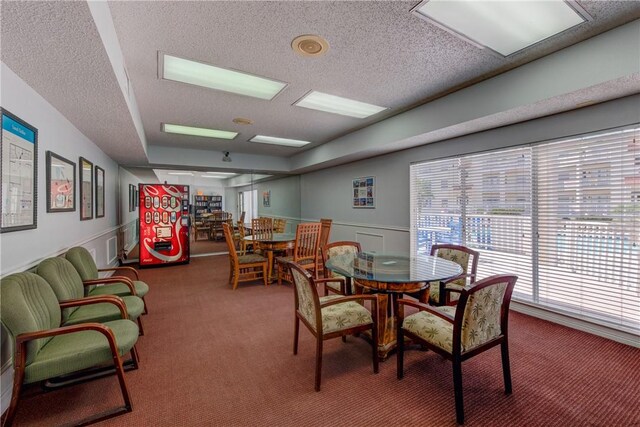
top-left (46, 151), bottom-right (75, 213)
top-left (263, 190), bottom-right (270, 207)
top-left (79, 157), bottom-right (93, 220)
top-left (1, 108), bottom-right (38, 232)
top-left (95, 165), bottom-right (105, 218)
top-left (352, 176), bottom-right (375, 208)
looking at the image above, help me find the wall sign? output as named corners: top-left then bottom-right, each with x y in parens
top-left (352, 176), bottom-right (375, 208)
top-left (95, 165), bottom-right (105, 218)
top-left (79, 157), bottom-right (93, 220)
top-left (1, 109), bottom-right (38, 232)
top-left (263, 190), bottom-right (271, 207)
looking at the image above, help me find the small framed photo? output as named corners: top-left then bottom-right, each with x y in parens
top-left (352, 176), bottom-right (375, 208)
top-left (46, 151), bottom-right (75, 213)
top-left (95, 165), bottom-right (105, 218)
top-left (79, 157), bottom-right (93, 220)
top-left (263, 190), bottom-right (271, 207)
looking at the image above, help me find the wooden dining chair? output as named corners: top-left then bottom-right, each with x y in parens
top-left (288, 261), bottom-right (379, 391)
top-left (223, 223), bottom-right (268, 289)
top-left (273, 218), bottom-right (287, 233)
top-left (251, 217), bottom-right (273, 254)
top-left (321, 241), bottom-right (361, 295)
top-left (276, 222), bottom-right (322, 285)
top-left (316, 218), bottom-right (333, 276)
top-left (397, 274), bottom-right (518, 424)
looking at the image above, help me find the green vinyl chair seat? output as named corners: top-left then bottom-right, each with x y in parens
top-left (88, 280), bottom-right (149, 298)
top-left (64, 296), bottom-right (144, 326)
top-left (24, 319), bottom-right (139, 384)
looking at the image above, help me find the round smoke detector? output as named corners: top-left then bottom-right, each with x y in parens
top-left (292, 35), bottom-right (329, 57)
top-left (232, 117), bottom-right (253, 125)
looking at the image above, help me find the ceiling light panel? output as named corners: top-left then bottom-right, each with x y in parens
top-left (250, 135), bottom-right (311, 148)
top-left (162, 123), bottom-right (238, 140)
top-left (162, 54), bottom-right (287, 100)
top-left (412, 0), bottom-right (588, 57)
top-left (168, 172), bottom-right (194, 176)
top-left (294, 91), bottom-right (387, 119)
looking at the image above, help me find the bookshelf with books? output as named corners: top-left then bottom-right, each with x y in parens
top-left (193, 195), bottom-right (223, 221)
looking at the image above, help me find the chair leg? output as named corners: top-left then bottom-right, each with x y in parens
top-left (293, 316), bottom-right (300, 355)
top-left (277, 263), bottom-right (283, 286)
top-left (137, 317), bottom-right (144, 336)
top-left (453, 357), bottom-right (464, 424)
top-left (228, 263), bottom-right (234, 286)
top-left (3, 350), bottom-right (25, 427)
top-left (262, 263), bottom-right (268, 287)
top-left (142, 297), bottom-right (148, 315)
top-left (397, 320), bottom-right (404, 379)
top-left (113, 352), bottom-right (133, 412)
top-left (314, 336), bottom-right (323, 392)
top-left (371, 323), bottom-right (379, 374)
top-left (501, 340), bottom-right (513, 394)
top-left (130, 345), bottom-right (140, 369)
top-left (232, 265), bottom-right (240, 290)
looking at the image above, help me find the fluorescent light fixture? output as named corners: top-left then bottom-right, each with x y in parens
top-left (202, 172), bottom-right (236, 176)
top-left (294, 91), bottom-right (387, 119)
top-left (201, 175), bottom-right (229, 179)
top-left (162, 54), bottom-right (287, 100)
top-left (412, 0), bottom-right (588, 57)
top-left (162, 123), bottom-right (238, 140)
top-left (250, 135), bottom-right (312, 148)
top-left (168, 172), bottom-right (194, 176)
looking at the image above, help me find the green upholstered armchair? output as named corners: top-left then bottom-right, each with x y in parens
top-left (397, 274), bottom-right (518, 424)
top-left (65, 246), bottom-right (150, 314)
top-left (36, 257), bottom-right (145, 335)
top-left (288, 261), bottom-right (379, 391)
top-left (0, 272), bottom-right (139, 426)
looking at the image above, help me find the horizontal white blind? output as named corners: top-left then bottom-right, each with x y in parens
top-left (410, 125), bottom-right (640, 335)
top-left (410, 157), bottom-right (462, 256)
top-left (461, 148), bottom-right (534, 299)
top-left (535, 127), bottom-right (640, 332)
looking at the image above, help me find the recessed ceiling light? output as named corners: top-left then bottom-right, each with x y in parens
top-left (292, 35), bottom-right (330, 57)
top-left (168, 172), bottom-right (194, 176)
top-left (232, 117), bottom-right (253, 125)
top-left (412, 0), bottom-right (589, 57)
top-left (294, 91), bottom-right (387, 119)
top-left (162, 123), bottom-right (238, 140)
top-left (161, 53), bottom-right (288, 100)
top-left (250, 135), bottom-right (312, 148)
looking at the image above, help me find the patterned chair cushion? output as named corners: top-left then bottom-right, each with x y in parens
top-left (403, 306), bottom-right (455, 353)
top-left (429, 248), bottom-right (471, 304)
top-left (238, 254), bottom-right (267, 264)
top-left (316, 295), bottom-right (372, 334)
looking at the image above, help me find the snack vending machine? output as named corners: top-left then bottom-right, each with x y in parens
top-left (139, 184), bottom-right (190, 266)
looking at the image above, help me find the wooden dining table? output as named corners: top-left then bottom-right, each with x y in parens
top-left (243, 233), bottom-right (296, 282)
top-left (325, 251), bottom-right (462, 360)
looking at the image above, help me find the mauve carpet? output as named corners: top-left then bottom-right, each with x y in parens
top-left (10, 255), bottom-right (640, 426)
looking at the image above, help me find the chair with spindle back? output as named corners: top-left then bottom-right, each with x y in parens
top-left (275, 222), bottom-right (322, 285)
top-left (251, 217), bottom-right (274, 253)
top-left (315, 218), bottom-right (333, 276)
top-left (273, 218), bottom-right (287, 233)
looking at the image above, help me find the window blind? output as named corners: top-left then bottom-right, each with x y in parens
top-left (410, 125), bottom-right (640, 334)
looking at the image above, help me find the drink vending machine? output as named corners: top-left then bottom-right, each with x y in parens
top-left (138, 184), bottom-right (190, 266)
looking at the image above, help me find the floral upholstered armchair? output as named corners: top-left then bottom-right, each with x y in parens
top-left (397, 274), bottom-right (518, 424)
top-left (428, 244), bottom-right (479, 306)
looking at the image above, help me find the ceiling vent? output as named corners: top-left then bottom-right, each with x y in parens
top-left (292, 35), bottom-right (329, 57)
top-left (232, 117), bottom-right (253, 125)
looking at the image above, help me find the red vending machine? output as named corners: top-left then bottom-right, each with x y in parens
top-left (139, 183), bottom-right (190, 267)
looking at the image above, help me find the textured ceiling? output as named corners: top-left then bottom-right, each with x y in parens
top-left (0, 1), bottom-right (148, 165)
top-left (108, 0), bottom-right (640, 157)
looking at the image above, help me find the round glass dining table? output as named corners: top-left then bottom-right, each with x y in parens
top-left (325, 252), bottom-right (463, 359)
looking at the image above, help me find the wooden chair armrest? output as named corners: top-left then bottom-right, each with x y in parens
top-left (59, 295), bottom-right (128, 319)
top-left (98, 266), bottom-right (139, 280)
top-left (83, 277), bottom-right (137, 296)
top-left (396, 298), bottom-right (455, 323)
top-left (16, 322), bottom-right (118, 347)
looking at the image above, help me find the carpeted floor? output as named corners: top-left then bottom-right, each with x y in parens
top-left (10, 256), bottom-right (640, 426)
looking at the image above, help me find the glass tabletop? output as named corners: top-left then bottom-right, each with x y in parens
top-left (325, 252), bottom-right (463, 283)
top-left (243, 233), bottom-right (296, 243)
